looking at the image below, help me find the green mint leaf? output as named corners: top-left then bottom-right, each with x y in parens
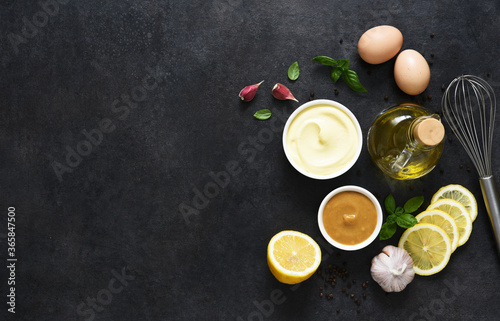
top-left (396, 214), bottom-right (418, 228)
top-left (387, 214), bottom-right (397, 224)
top-left (342, 69), bottom-right (367, 93)
top-left (330, 66), bottom-right (343, 83)
top-left (288, 61), bottom-right (300, 81)
top-left (380, 222), bottom-right (397, 240)
top-left (336, 58), bottom-right (350, 70)
top-left (404, 196), bottom-right (424, 213)
top-left (253, 109), bottom-right (272, 120)
top-left (312, 56), bottom-right (337, 66)
top-left (395, 207), bottom-right (404, 216)
top-left (384, 194), bottom-right (396, 214)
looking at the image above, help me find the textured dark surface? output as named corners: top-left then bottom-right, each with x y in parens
top-left (1, 0), bottom-right (500, 320)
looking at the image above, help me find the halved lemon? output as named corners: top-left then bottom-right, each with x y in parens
top-left (431, 184), bottom-right (478, 221)
top-left (416, 209), bottom-right (459, 253)
top-left (267, 230), bottom-right (321, 284)
top-left (398, 223), bottom-right (452, 276)
top-left (427, 199), bottom-right (473, 246)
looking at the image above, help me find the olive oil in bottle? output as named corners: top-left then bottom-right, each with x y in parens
top-left (367, 103), bottom-right (445, 180)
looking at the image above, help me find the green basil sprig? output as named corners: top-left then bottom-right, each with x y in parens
top-left (379, 194), bottom-right (424, 240)
top-left (312, 56), bottom-right (367, 93)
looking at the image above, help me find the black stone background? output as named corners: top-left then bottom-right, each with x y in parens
top-left (1, 0), bottom-right (500, 320)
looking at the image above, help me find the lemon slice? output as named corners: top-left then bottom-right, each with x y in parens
top-left (267, 230), bottom-right (321, 284)
top-left (415, 209), bottom-right (459, 252)
top-left (427, 199), bottom-right (473, 246)
top-left (398, 223), bottom-right (452, 276)
top-left (431, 184), bottom-right (478, 221)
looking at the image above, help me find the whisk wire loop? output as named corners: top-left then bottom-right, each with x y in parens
top-left (442, 75), bottom-right (496, 178)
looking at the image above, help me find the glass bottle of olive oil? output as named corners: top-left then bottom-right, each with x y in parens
top-left (367, 103), bottom-right (445, 180)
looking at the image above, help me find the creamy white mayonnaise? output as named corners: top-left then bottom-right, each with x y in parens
top-left (286, 105), bottom-right (359, 176)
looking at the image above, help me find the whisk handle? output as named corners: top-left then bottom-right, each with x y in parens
top-left (480, 176), bottom-right (500, 253)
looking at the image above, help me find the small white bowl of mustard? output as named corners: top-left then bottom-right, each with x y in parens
top-left (318, 185), bottom-right (383, 251)
top-left (282, 99), bottom-right (362, 180)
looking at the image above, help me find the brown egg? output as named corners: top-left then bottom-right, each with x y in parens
top-left (358, 25), bottom-right (403, 64)
top-left (394, 49), bottom-right (431, 95)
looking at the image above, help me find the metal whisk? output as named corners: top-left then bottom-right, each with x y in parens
top-left (442, 75), bottom-right (500, 253)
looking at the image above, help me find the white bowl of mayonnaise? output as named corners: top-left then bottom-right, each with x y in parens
top-left (283, 99), bottom-right (362, 179)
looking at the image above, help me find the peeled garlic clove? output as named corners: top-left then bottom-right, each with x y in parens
top-left (239, 81), bottom-right (264, 102)
top-left (272, 83), bottom-right (298, 102)
top-left (371, 245), bottom-right (415, 292)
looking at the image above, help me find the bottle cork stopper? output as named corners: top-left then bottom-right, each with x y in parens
top-left (414, 118), bottom-right (445, 146)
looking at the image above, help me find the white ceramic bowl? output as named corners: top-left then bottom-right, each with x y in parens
top-left (282, 99), bottom-right (362, 180)
top-left (318, 185), bottom-right (383, 251)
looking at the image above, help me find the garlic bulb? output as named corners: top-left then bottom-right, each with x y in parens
top-left (371, 245), bottom-right (415, 292)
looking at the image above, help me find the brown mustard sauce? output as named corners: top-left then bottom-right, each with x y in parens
top-left (323, 191), bottom-right (377, 245)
